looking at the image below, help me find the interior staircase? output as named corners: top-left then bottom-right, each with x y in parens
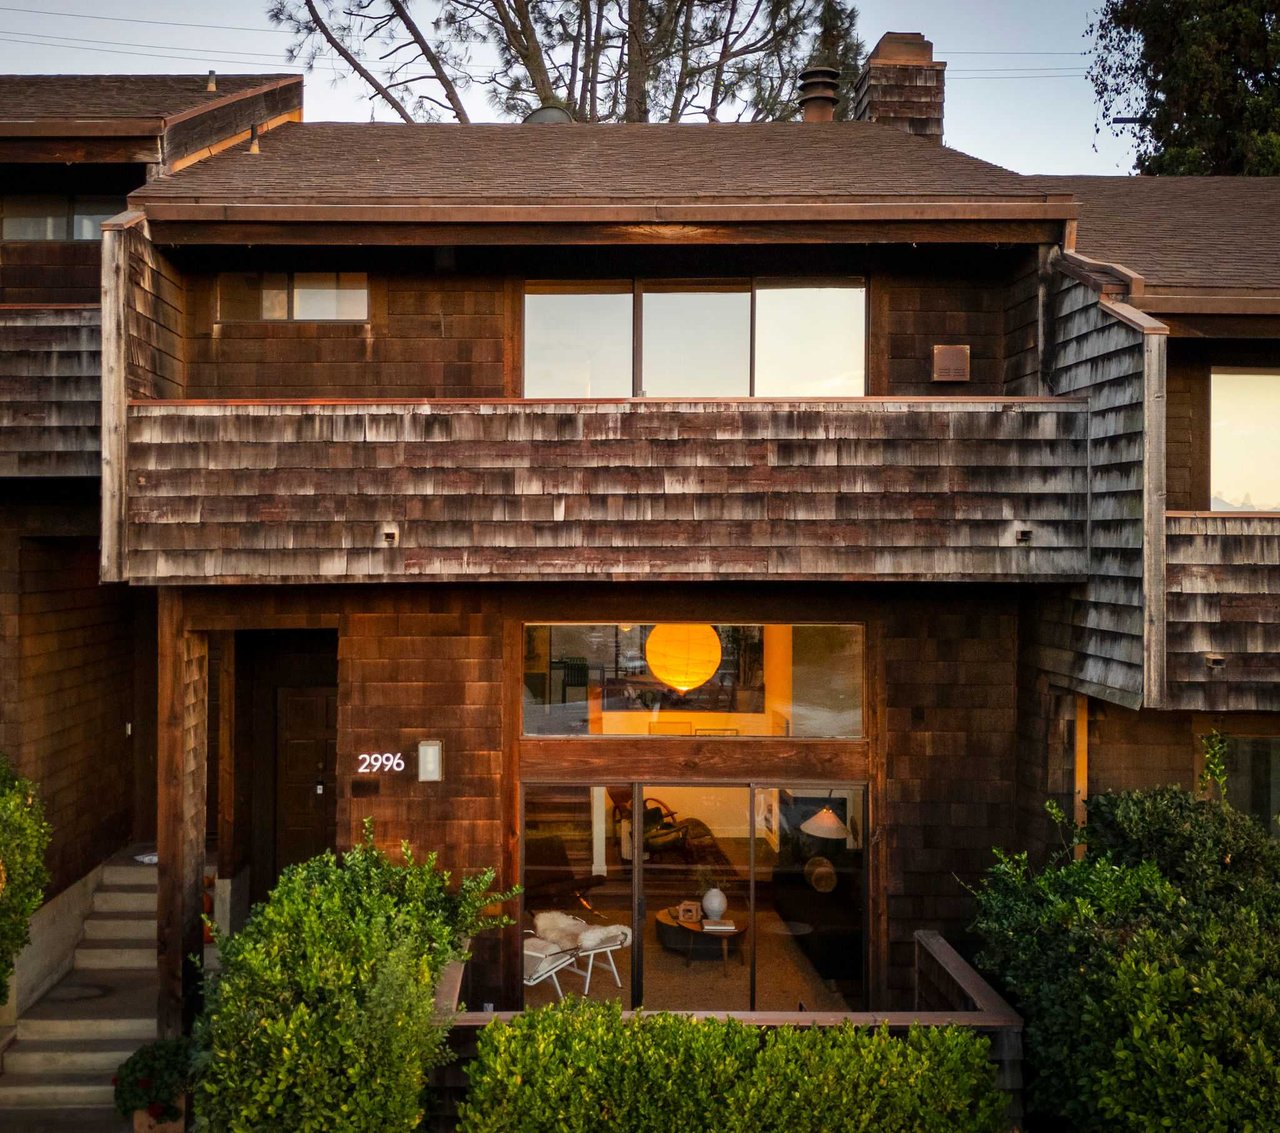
top-left (0, 855), bottom-right (158, 1122)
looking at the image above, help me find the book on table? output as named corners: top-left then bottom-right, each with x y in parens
top-left (702, 919), bottom-right (735, 932)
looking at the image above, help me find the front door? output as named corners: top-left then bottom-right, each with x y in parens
top-left (275, 686), bottom-right (337, 872)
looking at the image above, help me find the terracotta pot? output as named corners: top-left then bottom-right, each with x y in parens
top-left (132, 1094), bottom-right (186, 1133)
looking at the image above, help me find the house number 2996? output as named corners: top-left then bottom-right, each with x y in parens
top-left (358, 752), bottom-right (405, 773)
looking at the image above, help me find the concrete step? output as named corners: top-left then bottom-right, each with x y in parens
top-left (101, 863), bottom-right (157, 888)
top-left (0, 1105), bottom-right (128, 1131)
top-left (16, 970), bottom-right (157, 1043)
top-left (74, 940), bottom-right (154, 971)
top-left (83, 913), bottom-right (156, 941)
top-left (0, 1072), bottom-right (114, 1108)
top-left (91, 887), bottom-right (156, 914)
top-left (3, 1038), bottom-right (136, 1075)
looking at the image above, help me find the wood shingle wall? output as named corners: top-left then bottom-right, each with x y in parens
top-left (124, 398), bottom-right (1088, 585)
top-left (0, 307), bottom-right (101, 477)
top-left (1030, 277), bottom-right (1150, 707)
top-left (185, 274), bottom-right (512, 399)
top-left (0, 241), bottom-right (100, 305)
top-left (1166, 514), bottom-right (1280, 711)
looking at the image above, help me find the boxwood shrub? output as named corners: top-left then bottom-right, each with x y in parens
top-left (0, 754), bottom-right (50, 1005)
top-left (458, 999), bottom-right (1006, 1133)
top-left (973, 787), bottom-right (1280, 1132)
top-left (193, 820), bottom-right (512, 1133)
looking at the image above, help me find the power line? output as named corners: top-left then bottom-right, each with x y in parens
top-left (0, 34), bottom-right (306, 71)
top-left (0, 4), bottom-right (293, 34)
top-left (0, 28), bottom-right (293, 60)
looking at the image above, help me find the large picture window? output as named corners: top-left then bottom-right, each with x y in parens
top-left (522, 623), bottom-right (864, 738)
top-left (1211, 370), bottom-right (1280, 511)
top-left (524, 281), bottom-right (865, 399)
top-left (1223, 736), bottom-right (1280, 838)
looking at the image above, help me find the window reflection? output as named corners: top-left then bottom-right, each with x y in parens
top-left (522, 623), bottom-right (863, 738)
top-left (1211, 371), bottom-right (1280, 511)
top-left (641, 288), bottom-right (750, 397)
top-left (524, 290), bottom-right (632, 398)
top-left (521, 280), bottom-right (866, 398)
top-left (755, 285), bottom-right (865, 397)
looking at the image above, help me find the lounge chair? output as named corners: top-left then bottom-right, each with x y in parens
top-left (532, 911), bottom-right (633, 996)
top-left (522, 933), bottom-right (580, 1000)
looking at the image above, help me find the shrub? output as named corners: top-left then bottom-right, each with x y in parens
top-left (114, 1037), bottom-right (194, 1122)
top-left (973, 788), bottom-right (1280, 1131)
top-left (458, 998), bottom-right (1006, 1133)
top-left (193, 821), bottom-right (512, 1133)
top-left (0, 755), bottom-right (50, 1005)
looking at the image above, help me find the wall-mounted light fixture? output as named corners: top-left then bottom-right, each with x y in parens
top-left (418, 739), bottom-right (443, 781)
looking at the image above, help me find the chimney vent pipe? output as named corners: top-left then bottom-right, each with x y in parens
top-left (248, 123), bottom-right (260, 154)
top-left (206, 70), bottom-right (217, 92)
top-left (798, 64), bottom-right (840, 123)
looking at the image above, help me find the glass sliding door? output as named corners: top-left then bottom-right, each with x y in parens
top-left (521, 781), bottom-right (868, 1011)
top-left (751, 786), bottom-right (866, 1010)
top-left (639, 785), bottom-right (752, 1011)
top-left (522, 784), bottom-right (634, 1008)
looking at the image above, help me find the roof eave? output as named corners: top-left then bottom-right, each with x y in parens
top-left (134, 198), bottom-right (1078, 225)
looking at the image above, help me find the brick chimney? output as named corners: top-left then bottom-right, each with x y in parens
top-left (853, 32), bottom-right (945, 143)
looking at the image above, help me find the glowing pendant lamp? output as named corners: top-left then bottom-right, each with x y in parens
top-left (800, 791), bottom-right (852, 841)
top-left (645, 624), bottom-right (722, 694)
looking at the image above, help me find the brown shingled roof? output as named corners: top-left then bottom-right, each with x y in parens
top-left (134, 120), bottom-right (1062, 213)
top-left (0, 74), bottom-right (300, 131)
top-left (1031, 174), bottom-right (1280, 292)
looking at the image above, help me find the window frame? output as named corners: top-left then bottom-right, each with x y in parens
top-left (523, 276), bottom-right (868, 399)
top-left (216, 271), bottom-right (371, 324)
top-left (1209, 366), bottom-right (1280, 513)
top-left (0, 194), bottom-right (126, 242)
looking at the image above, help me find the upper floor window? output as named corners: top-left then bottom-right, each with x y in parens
top-left (1211, 369), bottom-right (1280, 511)
top-left (218, 271), bottom-right (369, 322)
top-left (524, 280), bottom-right (865, 398)
top-left (1, 195), bottom-right (124, 240)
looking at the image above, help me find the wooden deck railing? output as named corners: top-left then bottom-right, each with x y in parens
top-left (430, 930), bottom-right (1023, 1131)
top-left (121, 396), bottom-right (1088, 586)
top-left (1165, 511), bottom-right (1280, 711)
top-left (0, 305), bottom-right (102, 478)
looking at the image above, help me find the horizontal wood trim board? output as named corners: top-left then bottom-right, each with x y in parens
top-left (132, 395), bottom-right (1087, 408)
top-left (519, 738), bottom-right (870, 782)
top-left (144, 220), bottom-right (1067, 247)
top-left (453, 1010), bottom-right (1021, 1028)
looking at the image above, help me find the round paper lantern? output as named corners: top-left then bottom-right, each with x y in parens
top-left (644, 624), bottom-right (722, 694)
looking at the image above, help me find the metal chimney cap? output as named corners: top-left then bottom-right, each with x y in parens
top-left (523, 105), bottom-right (575, 124)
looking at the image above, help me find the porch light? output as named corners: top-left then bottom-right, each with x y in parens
top-left (644, 624), bottom-right (722, 694)
top-left (418, 740), bottom-right (443, 782)
top-left (800, 793), bottom-right (851, 841)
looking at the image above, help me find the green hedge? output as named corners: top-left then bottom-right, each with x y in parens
top-left (0, 755), bottom-right (50, 1006)
top-left (193, 821), bottom-right (511, 1133)
top-left (458, 999), bottom-right (1007, 1133)
top-left (973, 787), bottom-right (1280, 1131)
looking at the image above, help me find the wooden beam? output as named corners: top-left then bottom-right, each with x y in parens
top-left (215, 632), bottom-right (237, 879)
top-left (98, 214), bottom-right (142, 583)
top-left (1073, 694), bottom-right (1088, 859)
top-left (143, 219), bottom-right (1069, 248)
top-left (1142, 331), bottom-right (1169, 709)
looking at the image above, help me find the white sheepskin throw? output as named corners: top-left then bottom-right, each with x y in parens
top-left (578, 923), bottom-right (632, 950)
top-left (533, 911), bottom-right (588, 950)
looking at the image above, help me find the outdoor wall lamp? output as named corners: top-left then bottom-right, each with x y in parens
top-left (418, 739), bottom-right (443, 782)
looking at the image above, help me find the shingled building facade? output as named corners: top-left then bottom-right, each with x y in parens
top-left (2, 38), bottom-right (1278, 1037)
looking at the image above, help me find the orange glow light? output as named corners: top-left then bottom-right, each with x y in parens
top-left (644, 624), bottom-right (722, 694)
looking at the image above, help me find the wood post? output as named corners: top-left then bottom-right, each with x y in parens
top-left (155, 588), bottom-right (208, 1036)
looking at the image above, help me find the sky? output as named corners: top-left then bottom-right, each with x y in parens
top-left (0, 0), bottom-right (1138, 175)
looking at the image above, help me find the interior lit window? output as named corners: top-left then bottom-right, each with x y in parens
top-left (522, 623), bottom-right (864, 738)
top-left (1211, 370), bottom-right (1280, 511)
top-left (1223, 737), bottom-right (1280, 838)
top-left (523, 281), bottom-right (865, 398)
top-left (216, 272), bottom-right (369, 322)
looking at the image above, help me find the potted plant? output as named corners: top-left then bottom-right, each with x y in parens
top-left (113, 1037), bottom-right (193, 1132)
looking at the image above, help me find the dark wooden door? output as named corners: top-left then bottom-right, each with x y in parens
top-left (275, 686), bottom-right (337, 873)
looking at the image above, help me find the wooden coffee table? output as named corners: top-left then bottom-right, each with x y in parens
top-left (655, 907), bottom-right (746, 973)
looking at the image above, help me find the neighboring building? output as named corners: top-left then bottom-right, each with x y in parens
top-left (1, 33), bottom-right (1277, 1047)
